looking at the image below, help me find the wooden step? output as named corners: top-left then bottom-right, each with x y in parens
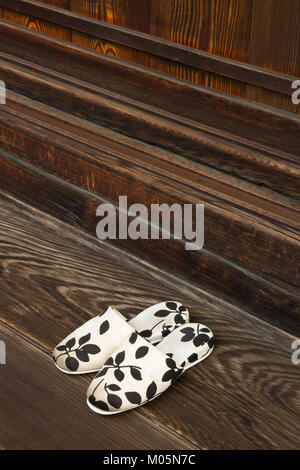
top-left (0, 191), bottom-right (299, 450)
top-left (0, 21), bottom-right (299, 198)
top-left (0, 19), bottom-right (298, 336)
top-left (0, 92), bottom-right (299, 335)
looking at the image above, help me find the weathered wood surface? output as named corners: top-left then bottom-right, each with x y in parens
top-left (0, 1), bottom-right (300, 113)
top-left (0, 324), bottom-right (194, 450)
top-left (0, 192), bottom-right (299, 449)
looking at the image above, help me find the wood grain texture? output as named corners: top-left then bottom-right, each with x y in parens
top-left (0, 25), bottom-right (299, 195)
top-left (0, 324), bottom-right (194, 450)
top-left (1, 1), bottom-right (300, 113)
top-left (249, 0), bottom-right (300, 76)
top-left (0, 145), bottom-right (299, 336)
top-left (0, 192), bottom-right (299, 449)
top-left (38, 0), bottom-right (300, 75)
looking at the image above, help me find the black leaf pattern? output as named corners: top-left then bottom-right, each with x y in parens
top-left (135, 346), bottom-right (149, 359)
top-left (75, 349), bottom-right (89, 362)
top-left (130, 367), bottom-right (142, 380)
top-left (104, 357), bottom-right (114, 366)
top-left (100, 320), bottom-right (110, 335)
top-left (162, 369), bottom-right (175, 382)
top-left (146, 381), bottom-right (157, 400)
top-left (154, 309), bottom-right (170, 318)
top-left (129, 332), bottom-right (138, 344)
top-left (166, 358), bottom-right (177, 369)
top-left (180, 327), bottom-right (195, 342)
top-left (107, 393), bottom-right (122, 409)
top-left (188, 353), bottom-right (198, 363)
top-left (81, 344), bottom-right (101, 354)
top-left (115, 351), bottom-right (125, 365)
top-left (55, 334), bottom-right (101, 370)
top-left (96, 367), bottom-right (108, 378)
top-left (66, 337), bottom-right (76, 349)
top-left (89, 395), bottom-right (110, 412)
top-left (65, 356), bottom-right (79, 371)
top-left (125, 392), bottom-right (142, 405)
top-left (165, 302), bottom-right (177, 310)
top-left (208, 337), bottom-right (214, 348)
top-left (114, 369), bottom-right (125, 382)
top-left (95, 400), bottom-right (109, 411)
top-left (78, 333), bottom-right (91, 346)
top-left (193, 334), bottom-right (209, 347)
top-left (139, 329), bottom-right (152, 338)
top-left (174, 314), bottom-right (185, 324)
top-left (107, 384), bottom-right (121, 391)
top-left (162, 357), bottom-right (183, 383)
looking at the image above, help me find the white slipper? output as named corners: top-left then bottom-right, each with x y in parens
top-left (53, 301), bottom-right (189, 374)
top-left (86, 323), bottom-right (214, 414)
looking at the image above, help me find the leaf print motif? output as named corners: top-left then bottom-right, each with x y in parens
top-left (89, 397), bottom-right (109, 412)
top-left (130, 367), bottom-right (142, 380)
top-left (135, 346), bottom-right (149, 359)
top-left (165, 302), bottom-right (177, 310)
top-left (146, 381), bottom-right (157, 400)
top-left (66, 337), bottom-right (76, 349)
top-left (139, 329), bottom-right (152, 338)
top-left (81, 344), bottom-right (101, 354)
top-left (114, 369), bottom-right (125, 382)
top-left (55, 333), bottom-right (101, 370)
top-left (129, 332), bottom-right (138, 344)
top-left (107, 393), bottom-right (122, 409)
top-left (99, 320), bottom-right (110, 335)
top-left (166, 358), bottom-right (177, 369)
top-left (162, 357), bottom-right (183, 383)
top-left (162, 324), bottom-right (172, 338)
top-left (208, 336), bottom-right (214, 349)
top-left (180, 325), bottom-right (211, 349)
top-left (115, 351), bottom-right (125, 365)
top-left (201, 327), bottom-right (211, 333)
top-left (65, 356), bottom-right (79, 371)
top-left (75, 349), bottom-right (89, 362)
top-left (188, 353), bottom-right (198, 363)
top-left (96, 367), bottom-right (108, 378)
top-left (162, 369), bottom-right (175, 382)
top-left (106, 384), bottom-right (121, 391)
top-left (154, 309), bottom-right (170, 318)
top-left (174, 314), bottom-right (185, 324)
top-left (193, 334), bottom-right (209, 347)
top-left (180, 327), bottom-right (195, 342)
top-left (78, 333), bottom-right (91, 346)
top-left (104, 357), bottom-right (114, 366)
top-left (125, 392), bottom-right (142, 405)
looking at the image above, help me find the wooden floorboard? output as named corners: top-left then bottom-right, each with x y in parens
top-left (0, 191), bottom-right (299, 449)
top-left (0, 323), bottom-right (193, 450)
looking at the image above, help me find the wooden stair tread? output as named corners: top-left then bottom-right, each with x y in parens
top-left (0, 191), bottom-right (299, 450)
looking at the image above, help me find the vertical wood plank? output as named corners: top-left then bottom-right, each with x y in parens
top-left (249, 0), bottom-right (300, 76)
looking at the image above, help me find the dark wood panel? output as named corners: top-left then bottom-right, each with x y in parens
top-left (249, 0), bottom-right (300, 76)
top-left (0, 323), bottom-right (193, 450)
top-left (0, 27), bottom-right (299, 197)
top-left (0, 149), bottom-right (298, 336)
top-left (1, 102), bottom-right (299, 287)
top-left (1, 1), bottom-right (300, 115)
top-left (39, 0), bottom-right (300, 77)
top-left (0, 0), bottom-right (297, 96)
top-left (0, 192), bottom-right (299, 449)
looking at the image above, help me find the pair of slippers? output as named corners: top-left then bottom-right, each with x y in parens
top-left (53, 301), bottom-right (214, 415)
